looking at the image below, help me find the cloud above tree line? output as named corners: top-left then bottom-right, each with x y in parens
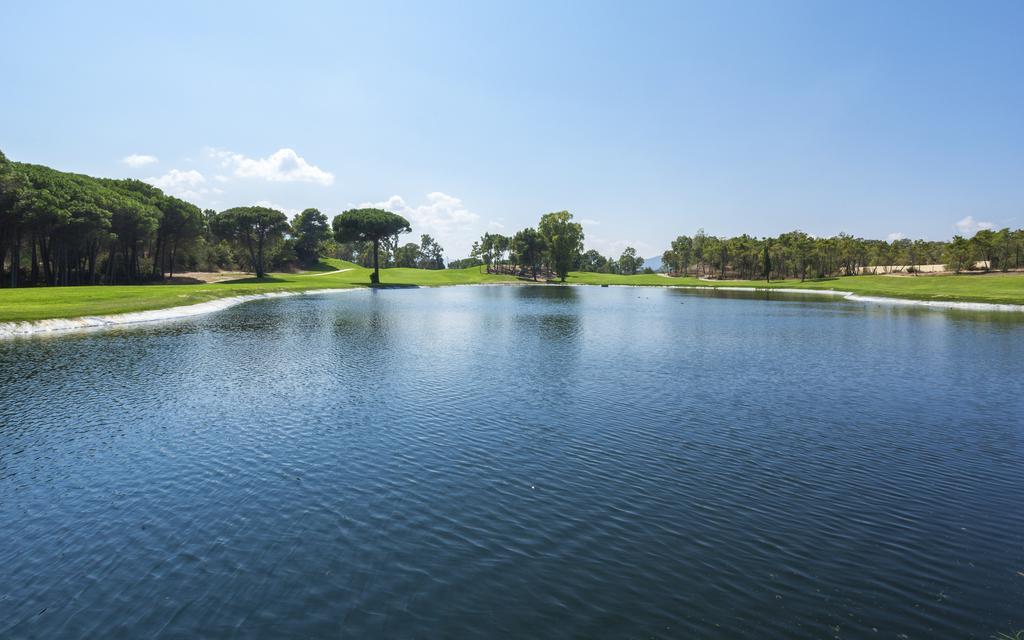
top-left (955, 215), bottom-right (993, 236)
top-left (208, 148), bottom-right (334, 186)
top-left (121, 154), bottom-right (159, 167)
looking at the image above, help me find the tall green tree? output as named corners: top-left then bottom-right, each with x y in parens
top-left (538, 211), bottom-right (583, 282)
top-left (577, 249), bottom-right (607, 272)
top-left (0, 151), bottom-right (27, 286)
top-left (669, 235), bottom-right (693, 275)
top-left (291, 208), bottom-right (331, 266)
top-left (969, 230), bottom-right (996, 271)
top-left (511, 227), bottom-right (546, 280)
top-left (618, 246), bottom-right (643, 275)
top-left (154, 196), bottom-right (203, 278)
top-left (944, 235), bottom-right (973, 273)
top-left (213, 206), bottom-right (289, 278)
top-left (394, 242), bottom-right (421, 267)
top-left (332, 208), bottom-right (411, 283)
top-left (417, 234), bottom-right (445, 269)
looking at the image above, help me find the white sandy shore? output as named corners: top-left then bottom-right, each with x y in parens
top-left (2, 283), bottom-right (1022, 339)
top-left (667, 285), bottom-right (1024, 312)
top-left (0, 288), bottom-right (363, 339)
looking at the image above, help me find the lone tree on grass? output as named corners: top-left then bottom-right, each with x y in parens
top-left (332, 208), bottom-right (411, 284)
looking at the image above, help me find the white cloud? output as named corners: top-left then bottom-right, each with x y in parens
top-left (142, 169), bottom-right (224, 205)
top-left (209, 147), bottom-right (334, 185)
top-left (887, 232), bottom-right (905, 242)
top-left (578, 218), bottom-right (601, 226)
top-left (955, 216), bottom-right (994, 235)
top-left (488, 221), bottom-right (505, 230)
top-left (144, 169), bottom-right (209, 201)
top-left (122, 154), bottom-right (158, 168)
top-left (254, 200), bottom-right (301, 218)
top-left (359, 192), bottom-right (481, 257)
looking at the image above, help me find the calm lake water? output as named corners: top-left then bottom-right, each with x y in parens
top-left (2, 286), bottom-right (1023, 638)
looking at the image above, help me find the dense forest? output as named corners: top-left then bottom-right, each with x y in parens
top-left (3, 151), bottom-right (1023, 287)
top-left (0, 151), bottom-right (448, 287)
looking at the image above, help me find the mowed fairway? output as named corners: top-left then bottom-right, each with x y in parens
top-left (2, 261), bottom-right (1023, 322)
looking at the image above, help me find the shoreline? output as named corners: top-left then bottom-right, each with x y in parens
top-left (0, 288), bottom-right (363, 339)
top-left (2, 282), bottom-right (1023, 339)
top-left (664, 285), bottom-right (1024, 312)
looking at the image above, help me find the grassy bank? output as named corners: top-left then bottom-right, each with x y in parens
top-left (1, 261), bottom-right (1023, 322)
top-left (0, 260), bottom-right (518, 322)
top-left (567, 271), bottom-right (1024, 305)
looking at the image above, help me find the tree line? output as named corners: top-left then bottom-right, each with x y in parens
top-left (333, 232), bottom-right (447, 271)
top-left (461, 211), bottom-right (585, 281)
top-left (5, 151), bottom-right (1023, 287)
top-left (656, 229), bottom-right (1024, 280)
top-left (457, 223), bottom-right (1024, 283)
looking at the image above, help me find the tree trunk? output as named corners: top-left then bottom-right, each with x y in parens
top-left (152, 229), bottom-right (162, 278)
top-left (244, 235), bottom-right (257, 276)
top-left (88, 243), bottom-right (98, 284)
top-left (256, 235), bottom-right (265, 278)
top-left (30, 233), bottom-right (38, 284)
top-left (371, 239), bottom-right (380, 284)
top-left (9, 230), bottom-right (20, 288)
top-left (107, 245), bottom-right (117, 284)
top-left (41, 236), bottom-right (53, 285)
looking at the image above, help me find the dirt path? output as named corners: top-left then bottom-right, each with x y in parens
top-left (300, 268), bottom-right (354, 277)
top-left (168, 271), bottom-right (250, 284)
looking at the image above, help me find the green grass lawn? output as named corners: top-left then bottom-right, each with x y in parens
top-left (0, 259), bottom-right (515, 322)
top-left (1, 260), bottom-right (1022, 322)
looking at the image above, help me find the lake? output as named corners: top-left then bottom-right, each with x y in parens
top-left (1, 286), bottom-right (1022, 638)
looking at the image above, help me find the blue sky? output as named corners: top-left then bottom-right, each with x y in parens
top-left (2, 1), bottom-right (1022, 258)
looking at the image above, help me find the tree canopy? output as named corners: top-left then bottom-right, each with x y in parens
top-left (511, 227), bottom-right (546, 280)
top-left (538, 211), bottom-right (584, 282)
top-left (291, 208), bottom-right (332, 266)
top-left (332, 208), bottom-right (411, 283)
top-left (212, 206), bottom-right (289, 278)
top-left (618, 246), bottom-right (644, 275)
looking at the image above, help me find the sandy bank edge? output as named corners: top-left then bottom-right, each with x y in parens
top-left (666, 285), bottom-right (1024, 311)
top-left (0, 288), bottom-right (363, 338)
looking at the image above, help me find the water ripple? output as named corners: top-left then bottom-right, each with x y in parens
top-left (1, 286), bottom-right (1023, 638)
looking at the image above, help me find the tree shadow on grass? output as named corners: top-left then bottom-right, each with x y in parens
top-left (218, 275), bottom-right (291, 284)
top-left (299, 261), bottom-right (341, 273)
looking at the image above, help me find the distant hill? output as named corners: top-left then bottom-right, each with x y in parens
top-left (642, 255), bottom-right (663, 272)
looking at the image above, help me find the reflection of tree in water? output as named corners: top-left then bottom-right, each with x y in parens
top-left (329, 291), bottom-right (399, 388)
top-left (537, 312), bottom-right (581, 341)
top-left (511, 284), bottom-right (580, 304)
top-left (510, 286), bottom-right (583, 391)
